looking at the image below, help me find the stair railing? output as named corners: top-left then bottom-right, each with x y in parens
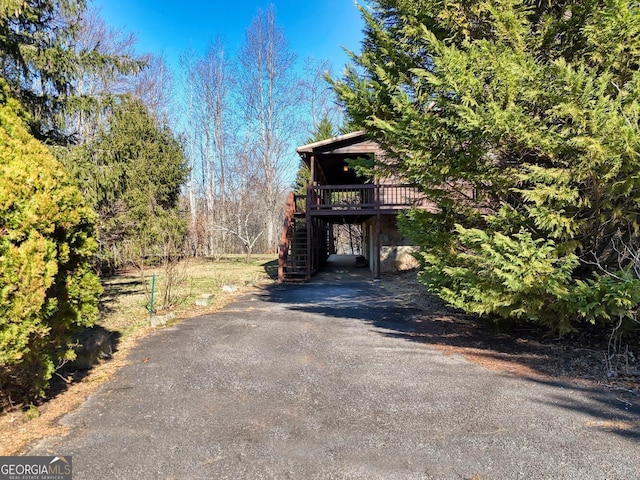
top-left (278, 192), bottom-right (297, 282)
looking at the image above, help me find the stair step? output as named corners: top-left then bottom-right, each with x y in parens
top-left (279, 214), bottom-right (311, 282)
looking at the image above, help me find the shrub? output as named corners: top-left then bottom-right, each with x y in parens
top-left (0, 84), bottom-right (101, 408)
top-left (418, 224), bottom-right (580, 333)
top-left (334, 0), bottom-right (640, 334)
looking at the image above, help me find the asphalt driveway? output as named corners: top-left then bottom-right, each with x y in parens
top-left (32, 270), bottom-right (640, 479)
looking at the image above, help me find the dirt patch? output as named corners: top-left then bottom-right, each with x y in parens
top-left (381, 270), bottom-right (640, 394)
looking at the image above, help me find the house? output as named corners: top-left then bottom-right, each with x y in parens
top-left (278, 131), bottom-right (432, 282)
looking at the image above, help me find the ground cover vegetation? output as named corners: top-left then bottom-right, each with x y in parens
top-left (333, 0), bottom-right (640, 339)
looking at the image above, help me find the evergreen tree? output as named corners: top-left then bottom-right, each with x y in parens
top-left (66, 97), bottom-right (189, 271)
top-left (292, 116), bottom-right (336, 195)
top-left (308, 116), bottom-right (336, 144)
top-left (0, 0), bottom-right (143, 142)
top-left (332, 0), bottom-right (640, 333)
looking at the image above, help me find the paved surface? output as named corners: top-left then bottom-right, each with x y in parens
top-left (32, 261), bottom-right (640, 479)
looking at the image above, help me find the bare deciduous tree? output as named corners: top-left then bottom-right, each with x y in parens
top-left (179, 47), bottom-right (199, 252)
top-left (67, 7), bottom-right (144, 142)
top-left (302, 57), bottom-right (343, 133)
top-left (181, 39), bottom-right (235, 256)
top-left (218, 144), bottom-right (267, 262)
top-left (70, 9), bottom-right (175, 141)
top-left (177, 8), bottom-right (339, 260)
top-left (131, 54), bottom-right (175, 122)
top-left (236, 5), bottom-right (303, 252)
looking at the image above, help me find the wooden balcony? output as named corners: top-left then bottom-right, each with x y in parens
top-left (296, 184), bottom-right (423, 216)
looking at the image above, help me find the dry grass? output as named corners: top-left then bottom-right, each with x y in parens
top-left (0, 255), bottom-right (277, 455)
top-left (100, 255), bottom-right (277, 336)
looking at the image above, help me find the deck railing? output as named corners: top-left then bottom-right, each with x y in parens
top-left (305, 184), bottom-right (421, 212)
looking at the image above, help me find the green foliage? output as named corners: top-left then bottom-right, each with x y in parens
top-left (345, 155), bottom-right (376, 180)
top-left (334, 0), bottom-right (640, 333)
top-left (573, 271), bottom-right (640, 329)
top-left (419, 225), bottom-right (579, 332)
top-left (0, 83), bottom-right (101, 407)
top-left (293, 162), bottom-right (311, 196)
top-left (0, 0), bottom-right (143, 142)
top-left (59, 97), bottom-right (189, 271)
top-left (308, 116), bottom-right (336, 144)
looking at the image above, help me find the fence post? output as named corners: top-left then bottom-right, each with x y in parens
top-left (149, 274), bottom-right (156, 320)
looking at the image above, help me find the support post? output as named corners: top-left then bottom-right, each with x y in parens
top-left (374, 184), bottom-right (381, 280)
top-left (306, 214), bottom-right (312, 281)
top-left (306, 153), bottom-right (316, 281)
top-left (329, 223), bottom-right (335, 255)
top-left (149, 274), bottom-right (156, 320)
top-left (374, 214), bottom-right (381, 280)
top-left (310, 153), bottom-right (316, 187)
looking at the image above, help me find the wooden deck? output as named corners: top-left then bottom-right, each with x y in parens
top-left (278, 184), bottom-right (425, 282)
top-left (300, 184), bottom-right (423, 216)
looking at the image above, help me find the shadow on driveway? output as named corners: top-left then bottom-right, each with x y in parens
top-left (259, 273), bottom-right (640, 441)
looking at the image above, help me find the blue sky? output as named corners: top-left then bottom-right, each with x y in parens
top-left (89, 0), bottom-right (366, 74)
top-left (87, 1), bottom-right (367, 184)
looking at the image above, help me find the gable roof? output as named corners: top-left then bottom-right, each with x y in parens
top-left (296, 131), bottom-right (377, 156)
top-left (296, 131), bottom-right (385, 185)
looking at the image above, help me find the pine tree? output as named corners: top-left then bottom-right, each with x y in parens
top-left (74, 97), bottom-right (190, 271)
top-left (332, 0), bottom-right (640, 333)
top-left (0, 0), bottom-right (143, 142)
top-left (292, 116), bottom-right (336, 195)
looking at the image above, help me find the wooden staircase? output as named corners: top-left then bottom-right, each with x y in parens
top-left (278, 193), bottom-right (310, 282)
top-left (282, 218), bottom-right (309, 282)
